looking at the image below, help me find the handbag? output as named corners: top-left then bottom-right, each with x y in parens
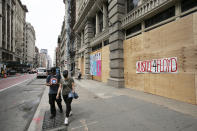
top-left (73, 92), bottom-right (79, 99)
top-left (68, 92), bottom-right (79, 99)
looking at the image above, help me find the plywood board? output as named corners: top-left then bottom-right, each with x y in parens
top-left (102, 45), bottom-right (110, 83)
top-left (124, 13), bottom-right (197, 104)
top-left (78, 57), bottom-right (84, 76)
top-left (91, 49), bottom-right (102, 81)
top-left (193, 13), bottom-right (197, 104)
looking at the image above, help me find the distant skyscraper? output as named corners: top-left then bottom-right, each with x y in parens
top-left (40, 49), bottom-right (48, 55)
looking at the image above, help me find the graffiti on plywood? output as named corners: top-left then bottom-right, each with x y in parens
top-left (136, 57), bottom-right (178, 73)
top-left (90, 52), bottom-right (102, 76)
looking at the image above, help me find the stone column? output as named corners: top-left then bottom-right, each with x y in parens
top-left (8, 5), bottom-right (12, 51)
top-left (108, 0), bottom-right (125, 88)
top-left (96, 13), bottom-right (99, 35)
top-left (175, 1), bottom-right (181, 20)
top-left (5, 2), bottom-right (7, 50)
top-left (0, 52), bottom-right (1, 64)
top-left (0, 0), bottom-right (2, 48)
top-left (141, 21), bottom-right (145, 32)
top-left (74, 36), bottom-right (80, 77)
top-left (195, 73), bottom-right (197, 104)
top-left (12, 4), bottom-right (15, 53)
top-left (81, 31), bottom-right (83, 47)
top-left (103, 4), bottom-right (108, 30)
top-left (84, 20), bottom-right (94, 79)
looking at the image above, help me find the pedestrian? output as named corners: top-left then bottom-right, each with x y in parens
top-left (46, 67), bottom-right (63, 119)
top-left (1, 68), bottom-right (4, 78)
top-left (77, 69), bottom-right (81, 80)
top-left (56, 70), bottom-right (75, 125)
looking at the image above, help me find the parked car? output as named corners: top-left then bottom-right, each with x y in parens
top-left (9, 69), bottom-right (17, 75)
top-left (36, 68), bottom-right (47, 78)
top-left (29, 69), bottom-right (37, 74)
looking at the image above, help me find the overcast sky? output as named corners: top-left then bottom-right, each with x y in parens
top-left (21, 0), bottom-right (65, 64)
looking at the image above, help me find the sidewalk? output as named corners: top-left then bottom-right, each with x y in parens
top-left (28, 79), bottom-right (197, 131)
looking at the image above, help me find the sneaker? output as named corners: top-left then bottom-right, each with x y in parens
top-left (64, 117), bottom-right (68, 125)
top-left (50, 115), bottom-right (55, 119)
top-left (69, 111), bottom-right (73, 116)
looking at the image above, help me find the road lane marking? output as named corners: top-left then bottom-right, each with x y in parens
top-left (71, 121), bottom-right (98, 131)
top-left (80, 119), bottom-right (88, 131)
top-left (0, 78), bottom-right (33, 92)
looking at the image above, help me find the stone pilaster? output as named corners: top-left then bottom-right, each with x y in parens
top-left (81, 31), bottom-right (84, 47)
top-left (107, 0), bottom-right (125, 88)
top-left (84, 20), bottom-right (94, 79)
top-left (84, 20), bottom-right (94, 44)
top-left (103, 4), bottom-right (108, 30)
top-left (4, 1), bottom-right (7, 50)
top-left (0, 50), bottom-right (2, 61)
top-left (175, 1), bottom-right (181, 19)
top-left (96, 13), bottom-right (99, 35)
top-left (8, 4), bottom-right (11, 51)
top-left (74, 36), bottom-right (80, 77)
top-left (12, 8), bottom-right (15, 53)
top-left (0, 0), bottom-right (2, 48)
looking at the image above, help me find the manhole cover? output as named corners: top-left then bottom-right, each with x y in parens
top-left (42, 111), bottom-right (66, 131)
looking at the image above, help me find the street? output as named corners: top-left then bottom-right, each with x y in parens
top-left (0, 74), bottom-right (45, 131)
top-left (0, 74), bottom-right (36, 91)
top-left (0, 75), bottom-right (197, 131)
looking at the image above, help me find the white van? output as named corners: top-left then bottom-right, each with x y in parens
top-left (36, 67), bottom-right (47, 78)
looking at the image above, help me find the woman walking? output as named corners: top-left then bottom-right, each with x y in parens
top-left (56, 70), bottom-right (75, 125)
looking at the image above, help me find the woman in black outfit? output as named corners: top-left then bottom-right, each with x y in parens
top-left (56, 70), bottom-right (75, 125)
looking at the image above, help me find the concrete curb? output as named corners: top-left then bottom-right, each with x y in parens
top-left (28, 86), bottom-right (48, 131)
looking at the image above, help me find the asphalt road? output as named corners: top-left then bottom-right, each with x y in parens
top-left (0, 74), bottom-right (36, 91)
top-left (0, 75), bottom-right (46, 131)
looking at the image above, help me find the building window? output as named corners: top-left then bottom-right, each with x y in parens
top-left (104, 40), bottom-right (109, 46)
top-left (92, 17), bottom-right (96, 37)
top-left (181, 0), bottom-right (197, 12)
top-left (92, 43), bottom-right (102, 52)
top-left (98, 11), bottom-right (103, 32)
top-left (126, 23), bottom-right (141, 36)
top-left (127, 0), bottom-right (139, 13)
top-left (145, 6), bottom-right (175, 28)
top-left (82, 30), bottom-right (85, 45)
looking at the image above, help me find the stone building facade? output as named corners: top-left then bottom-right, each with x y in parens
top-left (54, 46), bottom-right (61, 67)
top-left (25, 22), bottom-right (36, 67)
top-left (59, 0), bottom-right (76, 75)
top-left (0, 0), bottom-right (28, 64)
top-left (34, 46), bottom-right (39, 68)
top-left (58, 20), bottom-right (67, 70)
top-left (39, 49), bottom-right (48, 68)
top-left (14, 0), bottom-right (28, 63)
top-left (74, 0), bottom-right (124, 86)
top-left (0, 0), bottom-right (16, 62)
top-left (55, 37), bottom-right (61, 67)
top-left (73, 0), bottom-right (197, 104)
top-left (26, 23), bottom-right (35, 64)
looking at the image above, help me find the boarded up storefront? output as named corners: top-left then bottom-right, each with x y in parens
top-left (78, 56), bottom-right (85, 77)
top-left (124, 13), bottom-right (197, 104)
top-left (90, 49), bottom-right (102, 81)
top-left (101, 45), bottom-right (110, 83)
top-left (90, 45), bottom-right (110, 82)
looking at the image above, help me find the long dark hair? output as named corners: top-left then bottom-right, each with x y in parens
top-left (63, 70), bottom-right (68, 78)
